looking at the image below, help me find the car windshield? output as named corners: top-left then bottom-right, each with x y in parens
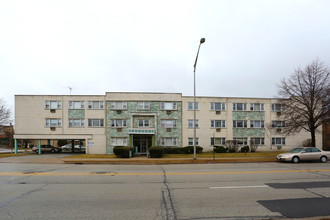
top-left (289, 148), bottom-right (304, 153)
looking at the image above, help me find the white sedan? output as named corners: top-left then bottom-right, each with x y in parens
top-left (277, 147), bottom-right (330, 163)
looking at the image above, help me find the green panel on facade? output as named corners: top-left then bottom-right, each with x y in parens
top-left (232, 111), bottom-right (265, 120)
top-left (68, 110), bottom-right (85, 118)
top-left (233, 128), bottom-right (265, 137)
top-left (106, 101), bottom-right (182, 152)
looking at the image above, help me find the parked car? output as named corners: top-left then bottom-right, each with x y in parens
top-left (74, 145), bottom-right (86, 152)
top-left (32, 145), bottom-right (61, 153)
top-left (60, 144), bottom-right (85, 152)
top-left (277, 147), bottom-right (330, 163)
top-left (60, 144), bottom-right (73, 152)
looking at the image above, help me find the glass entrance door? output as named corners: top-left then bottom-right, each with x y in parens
top-left (133, 135), bottom-right (152, 154)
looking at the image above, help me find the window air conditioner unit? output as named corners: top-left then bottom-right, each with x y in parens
top-left (117, 128), bottom-right (122, 132)
top-left (216, 111), bottom-right (221, 115)
top-left (166, 128), bottom-right (172, 132)
top-left (117, 110), bottom-right (122, 114)
top-left (166, 110), bottom-right (171, 115)
top-left (50, 109), bottom-right (56, 113)
top-left (216, 128), bottom-right (221, 132)
top-left (50, 127), bottom-right (56, 131)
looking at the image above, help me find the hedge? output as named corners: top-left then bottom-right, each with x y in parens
top-left (240, 146), bottom-right (250, 153)
top-left (149, 147), bottom-right (164, 158)
top-left (113, 146), bottom-right (134, 158)
top-left (214, 146), bottom-right (227, 153)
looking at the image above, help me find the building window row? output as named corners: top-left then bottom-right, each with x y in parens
top-left (161, 137), bottom-right (177, 146)
top-left (233, 120), bottom-right (265, 128)
top-left (161, 119), bottom-right (177, 128)
top-left (188, 119), bottom-right (199, 128)
top-left (46, 118), bottom-right (104, 127)
top-left (45, 118), bottom-right (62, 127)
top-left (188, 137), bottom-right (199, 146)
top-left (45, 100), bottom-right (104, 110)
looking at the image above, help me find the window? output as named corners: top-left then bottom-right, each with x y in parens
top-left (45, 101), bottom-right (62, 109)
top-left (161, 120), bottom-right (177, 128)
top-left (69, 119), bottom-right (85, 127)
top-left (188, 102), bottom-right (199, 110)
top-left (110, 102), bottom-right (127, 110)
top-left (250, 103), bottom-right (264, 111)
top-left (250, 137), bottom-right (265, 145)
top-left (137, 102), bottom-right (150, 110)
top-left (272, 137), bottom-right (286, 145)
top-left (272, 121), bottom-right (285, 127)
top-left (88, 119), bottom-right (104, 127)
top-left (210, 102), bottom-right (226, 111)
top-left (69, 101), bottom-right (85, 109)
top-left (138, 119), bottom-right (150, 127)
top-left (272, 104), bottom-right (285, 112)
top-left (160, 102), bottom-right (177, 110)
top-left (161, 137), bottom-right (177, 146)
top-left (211, 137), bottom-right (226, 146)
top-left (233, 103), bottom-right (247, 111)
top-left (110, 119), bottom-right (127, 127)
top-left (211, 120), bottom-right (226, 128)
top-left (188, 138), bottom-right (199, 146)
top-left (188, 119), bottom-right (199, 128)
top-left (250, 120), bottom-right (264, 128)
top-left (111, 137), bottom-right (128, 146)
top-left (88, 101), bottom-right (104, 109)
top-left (45, 118), bottom-right (62, 127)
top-left (233, 120), bottom-right (247, 128)
top-left (233, 137), bottom-right (248, 146)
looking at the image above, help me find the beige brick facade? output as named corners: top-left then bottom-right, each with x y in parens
top-left (14, 93), bottom-right (322, 154)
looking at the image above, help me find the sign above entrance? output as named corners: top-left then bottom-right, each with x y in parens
top-left (129, 129), bottom-right (155, 134)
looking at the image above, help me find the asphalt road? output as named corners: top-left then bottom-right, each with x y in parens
top-left (0, 161), bottom-right (330, 220)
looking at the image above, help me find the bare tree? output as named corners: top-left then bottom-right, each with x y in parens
top-left (276, 60), bottom-right (330, 147)
top-left (0, 98), bottom-right (12, 131)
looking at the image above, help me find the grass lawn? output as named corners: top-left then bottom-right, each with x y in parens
top-left (64, 151), bottom-right (284, 159)
top-left (162, 151), bottom-right (284, 158)
top-left (0, 153), bottom-right (30, 158)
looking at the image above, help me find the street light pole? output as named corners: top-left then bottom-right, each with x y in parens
top-left (193, 38), bottom-right (205, 160)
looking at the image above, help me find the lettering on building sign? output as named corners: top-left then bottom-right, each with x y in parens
top-left (128, 129), bottom-right (155, 134)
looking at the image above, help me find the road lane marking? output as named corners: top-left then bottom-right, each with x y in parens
top-left (210, 185), bottom-right (269, 189)
top-left (0, 169), bottom-right (330, 176)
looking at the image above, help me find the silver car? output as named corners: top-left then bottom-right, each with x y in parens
top-left (277, 147), bottom-right (330, 163)
top-left (32, 145), bottom-right (61, 153)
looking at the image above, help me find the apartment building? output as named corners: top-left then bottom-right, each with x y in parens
top-left (14, 92), bottom-right (322, 154)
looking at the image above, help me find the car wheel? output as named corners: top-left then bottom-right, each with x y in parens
top-left (51, 149), bottom-right (55, 153)
top-left (292, 156), bottom-right (299, 163)
top-left (35, 149), bottom-right (39, 154)
top-left (320, 156), bottom-right (327, 163)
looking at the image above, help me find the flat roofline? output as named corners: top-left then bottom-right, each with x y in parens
top-left (182, 95), bottom-right (276, 99)
top-left (106, 92), bottom-right (182, 95)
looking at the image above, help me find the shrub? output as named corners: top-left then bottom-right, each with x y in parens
top-left (226, 140), bottom-right (239, 153)
top-left (240, 146), bottom-right (250, 153)
top-left (214, 146), bottom-right (227, 153)
top-left (183, 146), bottom-right (203, 154)
top-left (149, 147), bottom-right (164, 158)
top-left (113, 146), bottom-right (134, 158)
top-left (302, 139), bottom-right (312, 147)
top-left (57, 140), bottom-right (68, 147)
top-left (163, 147), bottom-right (185, 154)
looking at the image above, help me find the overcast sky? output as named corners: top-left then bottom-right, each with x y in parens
top-left (1, 0), bottom-right (330, 116)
